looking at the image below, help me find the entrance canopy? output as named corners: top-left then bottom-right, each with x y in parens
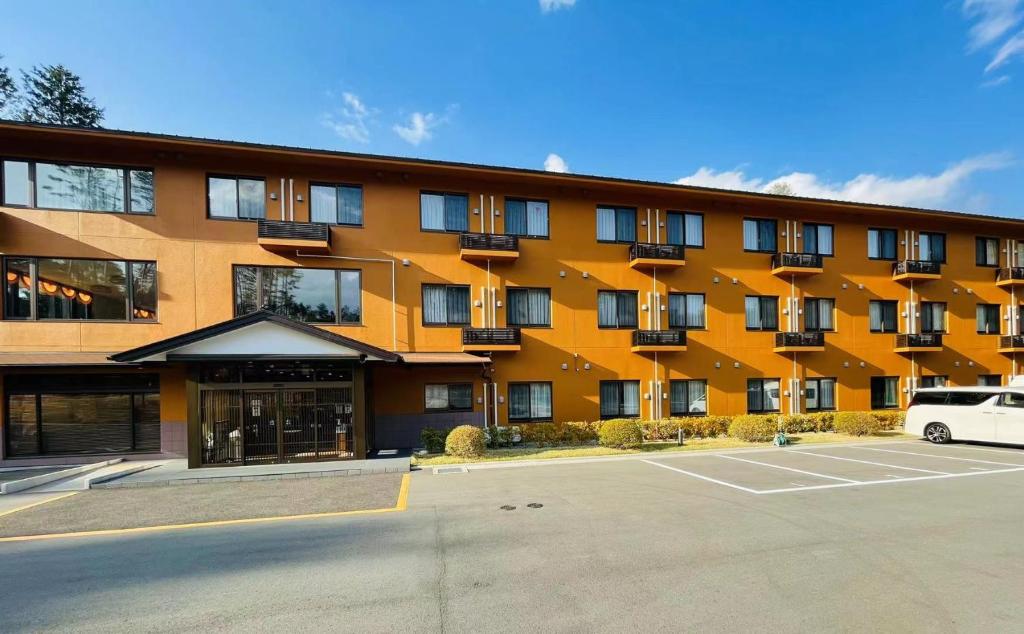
top-left (111, 311), bottom-right (401, 363)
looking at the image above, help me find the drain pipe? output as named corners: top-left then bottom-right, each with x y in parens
top-left (295, 251), bottom-right (397, 352)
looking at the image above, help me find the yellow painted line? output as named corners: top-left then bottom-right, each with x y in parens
top-left (0, 491), bottom-right (79, 518)
top-left (0, 473), bottom-right (412, 544)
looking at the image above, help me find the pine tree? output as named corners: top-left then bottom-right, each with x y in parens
top-left (0, 56), bottom-right (15, 115)
top-left (18, 64), bottom-right (103, 127)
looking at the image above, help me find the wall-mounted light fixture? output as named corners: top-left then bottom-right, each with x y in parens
top-left (713, 276), bottom-right (720, 284)
top-left (401, 259), bottom-right (411, 267)
top-left (583, 272), bottom-right (589, 279)
top-left (559, 271), bottom-right (566, 278)
top-left (714, 362), bottom-right (721, 369)
top-left (583, 363), bottom-right (591, 370)
top-left (733, 362), bottom-right (740, 368)
top-left (561, 363), bottom-right (569, 370)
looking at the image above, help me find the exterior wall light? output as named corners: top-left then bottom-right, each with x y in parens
top-left (561, 363), bottom-right (569, 370)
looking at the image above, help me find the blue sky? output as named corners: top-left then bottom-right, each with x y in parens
top-left (2, 0), bottom-right (1023, 215)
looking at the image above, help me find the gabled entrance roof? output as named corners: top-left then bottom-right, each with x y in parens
top-left (110, 311), bottom-right (401, 363)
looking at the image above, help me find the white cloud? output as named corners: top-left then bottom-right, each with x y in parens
top-left (982, 73), bottom-right (1012, 86)
top-left (393, 108), bottom-right (455, 146)
top-left (674, 154), bottom-right (1013, 208)
top-left (540, 0), bottom-right (576, 13)
top-left (963, 0), bottom-right (1022, 50)
top-left (543, 153), bottom-right (569, 173)
top-left (985, 28), bottom-right (1024, 71)
top-left (323, 92), bottom-right (374, 144)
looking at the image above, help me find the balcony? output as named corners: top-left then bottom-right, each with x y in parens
top-left (894, 333), bottom-right (943, 353)
top-left (996, 268), bottom-right (1024, 289)
top-left (892, 260), bottom-right (941, 282)
top-left (770, 252), bottom-right (823, 277)
top-left (459, 233), bottom-right (519, 262)
top-left (630, 329), bottom-right (687, 353)
top-left (773, 331), bottom-right (825, 353)
top-left (628, 243), bottom-right (685, 270)
top-left (998, 335), bottom-right (1024, 353)
top-left (257, 220), bottom-right (331, 254)
top-left (462, 327), bottom-right (521, 352)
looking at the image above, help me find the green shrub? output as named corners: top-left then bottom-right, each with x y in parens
top-left (834, 411), bottom-right (880, 436)
top-left (420, 427), bottom-right (450, 453)
top-left (728, 414), bottom-right (779, 442)
top-left (598, 418), bottom-right (644, 448)
top-left (520, 421), bottom-right (600, 446)
top-left (805, 411), bottom-right (835, 432)
top-left (870, 410), bottom-right (905, 430)
top-left (445, 425), bottom-right (486, 457)
top-left (486, 426), bottom-right (514, 449)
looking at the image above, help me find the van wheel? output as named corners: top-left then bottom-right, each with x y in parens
top-left (924, 423), bottom-right (951, 444)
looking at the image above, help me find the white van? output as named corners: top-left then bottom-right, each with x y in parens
top-left (906, 386), bottom-right (1024, 445)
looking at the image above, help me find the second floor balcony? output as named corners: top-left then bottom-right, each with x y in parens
top-left (770, 252), bottom-right (823, 277)
top-left (998, 335), bottom-right (1024, 353)
top-left (462, 327), bottom-right (522, 352)
top-left (459, 233), bottom-right (519, 263)
top-left (628, 243), bottom-right (685, 271)
top-left (773, 331), bottom-right (825, 353)
top-left (894, 333), bottom-right (943, 353)
top-left (630, 329), bottom-right (687, 352)
top-left (257, 220), bottom-right (331, 254)
top-left (996, 267), bottom-right (1024, 289)
top-left (892, 260), bottom-right (941, 283)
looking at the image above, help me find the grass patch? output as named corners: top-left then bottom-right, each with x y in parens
top-left (412, 430), bottom-right (912, 466)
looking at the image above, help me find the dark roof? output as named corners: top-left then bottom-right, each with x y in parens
top-left (1, 119), bottom-right (1021, 226)
top-left (0, 352), bottom-right (131, 367)
top-left (110, 311), bottom-right (401, 363)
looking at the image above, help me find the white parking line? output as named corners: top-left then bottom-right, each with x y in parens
top-left (641, 460), bottom-right (762, 494)
top-left (787, 450), bottom-right (951, 475)
top-left (716, 454), bottom-right (860, 483)
top-left (939, 444), bottom-right (1024, 457)
top-left (856, 447), bottom-right (1024, 467)
top-left (756, 467), bottom-right (1024, 495)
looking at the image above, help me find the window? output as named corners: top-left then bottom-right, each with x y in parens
top-left (978, 374), bottom-right (1002, 387)
top-left (911, 391), bottom-right (948, 405)
top-left (4, 373), bottom-right (160, 457)
top-left (805, 377), bottom-right (836, 411)
top-left (870, 376), bottom-right (900, 409)
top-left (920, 375), bottom-right (948, 389)
top-left (507, 287), bottom-right (551, 327)
top-left (505, 199), bottom-right (549, 238)
top-left (802, 223), bottom-right (834, 256)
top-left (3, 257), bottom-right (157, 321)
top-left (920, 302), bottom-right (946, 333)
top-left (747, 378), bottom-right (781, 413)
top-left (745, 296), bottom-right (778, 331)
top-left (596, 206), bottom-right (636, 243)
top-left (976, 237), bottom-right (999, 267)
top-left (668, 293), bottom-right (706, 329)
top-left (919, 232), bottom-right (946, 263)
top-left (310, 183), bottom-right (363, 226)
top-left (667, 211), bottom-right (704, 248)
top-left (508, 382), bottom-right (553, 421)
top-left (669, 379), bottom-right (707, 416)
top-left (597, 290), bottom-right (638, 328)
top-left (742, 218), bottom-right (777, 252)
top-left (977, 304), bottom-right (1001, 334)
top-left (420, 192), bottom-right (469, 232)
top-left (867, 228), bottom-right (897, 260)
top-left (947, 391), bottom-right (995, 405)
top-left (998, 392), bottom-right (1024, 408)
top-left (599, 380), bottom-right (640, 418)
top-left (869, 300), bottom-right (899, 333)
top-left (422, 284), bottom-right (471, 326)
top-left (208, 175), bottom-right (265, 219)
top-left (233, 266), bottom-right (361, 324)
top-left (804, 298), bottom-right (835, 332)
top-left (425, 384), bottom-right (473, 412)
top-left (2, 159), bottom-right (154, 213)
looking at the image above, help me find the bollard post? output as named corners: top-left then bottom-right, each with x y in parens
top-left (677, 428), bottom-right (684, 446)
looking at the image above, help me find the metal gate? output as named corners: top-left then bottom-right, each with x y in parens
top-left (200, 385), bottom-right (353, 466)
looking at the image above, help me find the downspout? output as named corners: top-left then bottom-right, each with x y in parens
top-left (279, 178), bottom-right (286, 220)
top-left (289, 178), bottom-right (295, 221)
top-left (479, 194), bottom-right (485, 233)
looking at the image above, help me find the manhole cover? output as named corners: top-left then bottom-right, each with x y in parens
top-left (527, 503), bottom-right (543, 509)
top-left (500, 505), bottom-right (516, 511)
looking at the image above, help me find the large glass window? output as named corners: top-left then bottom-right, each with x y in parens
top-left (425, 384), bottom-right (473, 411)
top-left (507, 287), bottom-right (551, 327)
top-left (666, 211), bottom-right (704, 248)
top-left (233, 266), bottom-right (361, 324)
top-left (867, 228), bottom-right (897, 260)
top-left (977, 304), bottom-right (1001, 334)
top-left (804, 298), bottom-right (835, 332)
top-left (508, 382), bottom-right (553, 421)
top-left (870, 376), bottom-right (900, 409)
top-left (596, 206), bottom-right (636, 243)
top-left (921, 302), bottom-right (946, 334)
top-left (420, 192), bottom-right (469, 232)
top-left (668, 293), bottom-right (705, 329)
top-left (597, 290), bottom-right (638, 328)
top-left (976, 237), bottom-right (999, 267)
top-left (505, 199), bottom-right (549, 238)
top-left (599, 380), bottom-right (640, 419)
top-left (670, 379), bottom-right (707, 416)
top-left (742, 218), bottom-right (777, 252)
top-left (920, 375), bottom-right (948, 389)
top-left (745, 296), bottom-right (778, 331)
top-left (2, 159), bottom-right (153, 213)
top-left (802, 223), bottom-right (834, 256)
top-left (208, 175), bottom-right (265, 219)
top-left (869, 300), bottom-right (899, 333)
top-left (805, 377), bottom-right (836, 411)
top-left (310, 183), bottom-right (363, 225)
top-left (747, 378), bottom-right (781, 413)
top-left (919, 232), bottom-right (946, 263)
top-left (422, 284), bottom-right (471, 326)
top-left (978, 374), bottom-right (1002, 387)
top-left (3, 257), bottom-right (157, 321)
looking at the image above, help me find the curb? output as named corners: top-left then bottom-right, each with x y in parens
top-left (0, 459), bottom-right (122, 494)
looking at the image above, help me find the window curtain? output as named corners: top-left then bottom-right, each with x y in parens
top-left (600, 382), bottom-right (620, 417)
top-left (598, 292), bottom-right (618, 327)
top-left (759, 221), bottom-right (776, 252)
top-left (743, 220), bottom-right (758, 250)
top-left (818, 225), bottom-right (833, 255)
top-left (745, 297), bottom-right (761, 328)
top-left (310, 185), bottom-right (337, 223)
top-left (684, 213), bottom-right (703, 247)
top-left (444, 194), bottom-right (469, 232)
top-left (884, 378), bottom-right (898, 407)
top-left (881, 230), bottom-right (897, 259)
top-left (615, 209), bottom-right (636, 242)
top-left (760, 297), bottom-right (778, 329)
top-left (617, 293), bottom-right (637, 328)
top-left (449, 385), bottom-right (473, 410)
top-left (421, 194), bottom-right (444, 230)
top-left (237, 179), bottom-right (265, 219)
top-left (425, 385), bottom-right (448, 409)
top-left (531, 383), bottom-right (552, 419)
top-left (869, 302), bottom-right (882, 331)
top-left (666, 213), bottom-right (684, 246)
top-left (596, 208), bottom-right (616, 241)
top-left (805, 300), bottom-right (820, 331)
top-left (527, 289), bottom-right (550, 326)
top-left (687, 380), bottom-right (707, 413)
top-left (819, 379), bottom-right (836, 410)
top-left (686, 294), bottom-right (705, 328)
top-left (765, 379), bottom-right (781, 411)
top-left (670, 381), bottom-right (686, 414)
top-left (815, 299), bottom-right (834, 330)
top-left (507, 289), bottom-right (529, 326)
top-left (423, 285), bottom-right (447, 324)
top-left (527, 201), bottom-right (549, 237)
top-left (978, 305), bottom-right (998, 333)
top-left (668, 294), bottom-right (685, 328)
top-left (505, 200), bottom-right (527, 236)
top-left (339, 186), bottom-right (363, 225)
top-left (803, 225), bottom-right (818, 254)
top-left (446, 286), bottom-right (470, 324)
top-left (509, 384), bottom-right (531, 419)
top-left (923, 303), bottom-right (944, 332)
top-left (747, 380), bottom-right (763, 412)
top-left (622, 382), bottom-right (640, 417)
top-left (867, 230), bottom-right (880, 258)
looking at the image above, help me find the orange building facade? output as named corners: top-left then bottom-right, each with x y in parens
top-left (2, 122), bottom-right (1023, 467)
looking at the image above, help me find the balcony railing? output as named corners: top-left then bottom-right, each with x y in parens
top-left (895, 333), bottom-right (943, 349)
top-left (999, 335), bottom-right (1024, 349)
top-left (771, 252), bottom-right (823, 270)
top-left (462, 327), bottom-right (522, 346)
top-left (996, 268), bottom-right (1024, 283)
top-left (632, 330), bottom-right (687, 347)
top-left (629, 243), bottom-right (685, 262)
top-left (459, 233), bottom-right (519, 252)
top-left (893, 260), bottom-right (941, 276)
top-left (774, 331), bottom-right (825, 348)
top-left (257, 219), bottom-right (331, 243)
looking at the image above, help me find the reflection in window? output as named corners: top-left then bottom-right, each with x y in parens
top-left (670, 379), bottom-right (707, 416)
top-left (747, 378), bottom-right (781, 413)
top-left (311, 184), bottom-right (363, 225)
top-left (420, 192), bottom-right (469, 232)
top-left (425, 384), bottom-right (473, 411)
top-left (208, 176), bottom-right (265, 219)
top-left (422, 284), bottom-right (471, 326)
top-left (233, 266), bottom-right (361, 324)
top-left (508, 382), bottom-right (553, 421)
top-left (22, 162), bottom-right (154, 213)
top-left (2, 161), bottom-right (30, 206)
top-left (600, 380), bottom-right (641, 418)
top-left (505, 199), bottom-right (549, 238)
